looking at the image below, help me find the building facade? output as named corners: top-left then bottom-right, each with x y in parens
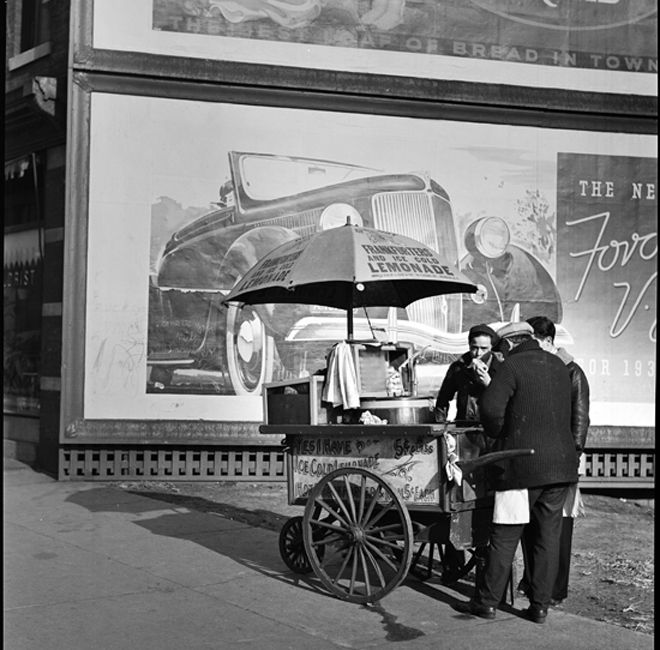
top-left (4, 0), bottom-right (657, 488)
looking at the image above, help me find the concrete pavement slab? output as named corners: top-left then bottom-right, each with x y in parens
top-left (190, 538), bottom-right (654, 650)
top-left (4, 586), bottom-right (350, 650)
top-left (5, 484), bottom-right (250, 539)
top-left (3, 459), bottom-right (54, 487)
top-left (196, 566), bottom-right (479, 642)
top-left (4, 522), bottom-right (180, 609)
top-left (4, 461), bottom-right (653, 650)
top-left (55, 522), bottom-right (278, 588)
top-left (6, 483), bottom-right (189, 516)
top-left (5, 492), bottom-right (281, 589)
top-left (363, 583), bottom-right (653, 650)
top-left (199, 570), bottom-right (401, 647)
top-left (133, 511), bottom-right (288, 570)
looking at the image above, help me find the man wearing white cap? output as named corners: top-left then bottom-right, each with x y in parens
top-left (454, 321), bottom-right (579, 624)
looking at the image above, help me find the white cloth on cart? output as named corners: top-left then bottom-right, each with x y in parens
top-left (443, 432), bottom-right (463, 486)
top-left (322, 341), bottom-right (360, 409)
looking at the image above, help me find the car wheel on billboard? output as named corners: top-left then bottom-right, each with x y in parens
top-left (225, 303), bottom-right (275, 395)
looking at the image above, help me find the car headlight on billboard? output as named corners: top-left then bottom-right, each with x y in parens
top-left (319, 203), bottom-right (364, 230)
top-left (464, 216), bottom-right (511, 259)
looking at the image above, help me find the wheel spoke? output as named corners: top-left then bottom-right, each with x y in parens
top-left (349, 545), bottom-right (359, 595)
top-left (308, 518), bottom-right (346, 534)
top-left (368, 522), bottom-right (408, 535)
top-left (362, 544), bottom-right (387, 588)
top-left (313, 498), bottom-right (350, 529)
top-left (343, 475), bottom-right (358, 522)
top-left (364, 533), bottom-right (406, 552)
top-left (360, 485), bottom-right (382, 527)
top-left (358, 475), bottom-right (367, 523)
top-left (312, 531), bottom-right (346, 548)
top-left (364, 500), bottom-right (395, 529)
top-left (364, 539), bottom-right (399, 572)
top-left (327, 481), bottom-right (355, 524)
top-left (330, 545), bottom-right (353, 583)
top-left (358, 546), bottom-right (373, 598)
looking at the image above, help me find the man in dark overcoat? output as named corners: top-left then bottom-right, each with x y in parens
top-left (454, 322), bottom-right (579, 624)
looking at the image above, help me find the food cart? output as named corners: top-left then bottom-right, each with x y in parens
top-left (223, 221), bottom-right (531, 603)
top-left (260, 357), bottom-right (532, 604)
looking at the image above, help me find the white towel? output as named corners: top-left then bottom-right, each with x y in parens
top-left (493, 489), bottom-right (530, 524)
top-left (443, 432), bottom-right (463, 487)
top-left (562, 483), bottom-right (586, 518)
top-left (322, 342), bottom-right (361, 409)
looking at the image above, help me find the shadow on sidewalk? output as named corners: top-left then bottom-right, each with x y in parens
top-left (66, 487), bottom-right (332, 598)
top-left (124, 489), bottom-right (290, 532)
top-left (67, 487), bottom-right (290, 525)
top-left (66, 487), bottom-right (522, 618)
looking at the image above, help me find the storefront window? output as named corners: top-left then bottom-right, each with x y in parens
top-left (20, 0), bottom-right (51, 53)
top-left (4, 155), bottom-right (44, 417)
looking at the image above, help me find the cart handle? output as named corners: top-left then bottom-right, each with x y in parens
top-left (457, 449), bottom-right (534, 476)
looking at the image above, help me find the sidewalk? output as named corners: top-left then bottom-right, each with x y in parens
top-left (4, 458), bottom-right (652, 650)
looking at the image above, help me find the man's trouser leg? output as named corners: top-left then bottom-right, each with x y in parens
top-left (475, 523), bottom-right (523, 608)
top-left (528, 484), bottom-right (570, 609)
top-left (553, 516), bottom-right (573, 601)
top-left (518, 521), bottom-right (535, 596)
top-left (519, 514), bottom-right (573, 601)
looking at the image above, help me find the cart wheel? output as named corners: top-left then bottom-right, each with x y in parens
top-left (302, 468), bottom-right (413, 604)
top-left (409, 542), bottom-right (443, 582)
top-left (279, 516), bottom-right (313, 574)
top-left (409, 541), bottom-right (468, 583)
top-left (441, 545), bottom-right (479, 585)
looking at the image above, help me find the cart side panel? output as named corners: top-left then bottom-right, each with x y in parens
top-left (288, 433), bottom-right (440, 508)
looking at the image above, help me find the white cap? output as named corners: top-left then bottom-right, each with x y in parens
top-left (496, 321), bottom-right (534, 339)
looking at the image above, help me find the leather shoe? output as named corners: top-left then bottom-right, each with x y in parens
top-left (525, 605), bottom-right (548, 624)
top-left (454, 600), bottom-right (496, 620)
top-left (549, 598), bottom-right (564, 607)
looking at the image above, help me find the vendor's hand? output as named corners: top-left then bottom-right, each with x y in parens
top-left (471, 358), bottom-right (490, 385)
top-left (434, 408), bottom-right (447, 423)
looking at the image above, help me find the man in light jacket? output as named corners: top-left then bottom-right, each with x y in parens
top-left (516, 315), bottom-right (590, 606)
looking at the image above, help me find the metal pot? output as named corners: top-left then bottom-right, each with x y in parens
top-left (361, 398), bottom-right (435, 425)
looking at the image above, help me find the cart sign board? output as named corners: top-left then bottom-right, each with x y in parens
top-left (289, 434), bottom-right (440, 505)
top-left (90, 0), bottom-right (656, 96)
top-left (557, 154), bottom-right (657, 407)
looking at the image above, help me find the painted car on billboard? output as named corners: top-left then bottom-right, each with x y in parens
top-left (147, 151), bottom-right (566, 396)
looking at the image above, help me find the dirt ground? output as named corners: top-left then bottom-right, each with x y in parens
top-left (117, 481), bottom-right (654, 636)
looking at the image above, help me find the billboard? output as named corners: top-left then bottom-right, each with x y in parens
top-left (80, 92), bottom-right (656, 436)
top-left (557, 154), bottom-right (656, 410)
top-left (91, 0), bottom-right (657, 96)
